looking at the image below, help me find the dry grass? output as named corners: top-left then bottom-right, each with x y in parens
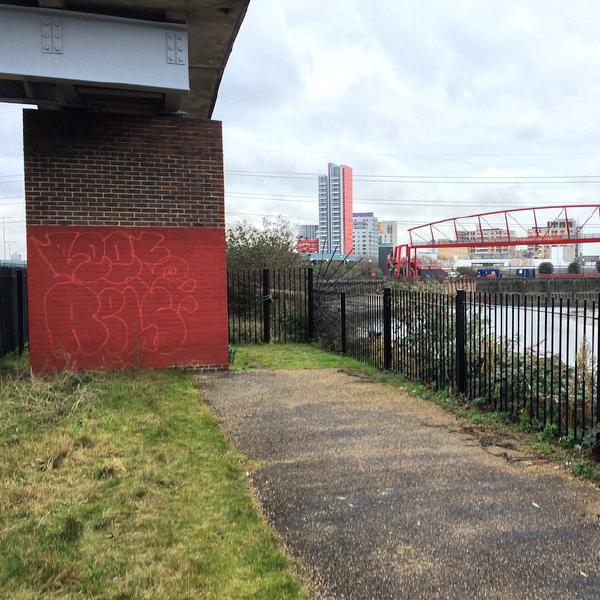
top-left (0, 353), bottom-right (305, 599)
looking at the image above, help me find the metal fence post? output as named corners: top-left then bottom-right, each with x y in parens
top-left (16, 269), bottom-right (24, 355)
top-left (262, 268), bottom-right (271, 343)
top-left (455, 289), bottom-right (468, 395)
top-left (10, 269), bottom-right (19, 355)
top-left (22, 270), bottom-right (28, 344)
top-left (383, 287), bottom-right (392, 370)
top-left (0, 267), bottom-right (6, 358)
top-left (307, 267), bottom-right (314, 340)
top-left (340, 291), bottom-right (347, 353)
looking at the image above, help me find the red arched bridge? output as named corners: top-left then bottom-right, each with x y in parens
top-left (391, 204), bottom-right (600, 278)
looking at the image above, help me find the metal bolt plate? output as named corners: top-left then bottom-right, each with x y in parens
top-left (166, 30), bottom-right (186, 65)
top-left (41, 18), bottom-right (62, 54)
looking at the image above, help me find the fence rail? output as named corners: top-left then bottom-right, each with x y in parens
top-left (314, 282), bottom-right (600, 443)
top-left (0, 265), bottom-right (28, 360)
top-left (464, 292), bottom-right (600, 441)
top-left (227, 268), bottom-right (311, 344)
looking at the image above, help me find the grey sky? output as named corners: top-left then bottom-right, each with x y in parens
top-left (214, 0), bottom-right (600, 243)
top-left (4, 0), bottom-right (600, 257)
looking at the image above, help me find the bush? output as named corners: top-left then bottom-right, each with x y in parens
top-left (538, 261), bottom-right (554, 274)
top-left (595, 260), bottom-right (600, 273)
top-left (226, 217), bottom-right (301, 270)
top-left (567, 261), bottom-right (581, 274)
top-left (457, 266), bottom-right (477, 278)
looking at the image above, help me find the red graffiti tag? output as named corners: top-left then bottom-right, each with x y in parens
top-left (29, 228), bottom-right (213, 370)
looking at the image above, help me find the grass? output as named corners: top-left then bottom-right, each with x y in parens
top-left (0, 352), bottom-right (305, 599)
top-left (232, 343), bottom-right (600, 487)
top-left (230, 343), bottom-right (363, 371)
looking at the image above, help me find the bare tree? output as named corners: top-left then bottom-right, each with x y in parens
top-left (226, 217), bottom-right (303, 270)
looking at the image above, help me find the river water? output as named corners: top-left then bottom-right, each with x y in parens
top-left (470, 303), bottom-right (598, 365)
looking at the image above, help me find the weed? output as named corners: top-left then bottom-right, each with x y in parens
top-left (95, 458), bottom-right (126, 479)
top-left (537, 423), bottom-right (558, 443)
top-left (571, 458), bottom-right (594, 479)
top-left (58, 517), bottom-right (84, 545)
top-left (228, 345), bottom-right (237, 363)
top-left (560, 434), bottom-right (577, 448)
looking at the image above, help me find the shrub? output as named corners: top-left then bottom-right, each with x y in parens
top-left (538, 261), bottom-right (554, 274)
top-left (595, 260), bottom-right (600, 273)
top-left (567, 261), bottom-right (581, 274)
top-left (457, 266), bottom-right (477, 278)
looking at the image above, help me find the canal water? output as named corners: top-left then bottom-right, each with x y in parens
top-left (471, 303), bottom-right (598, 365)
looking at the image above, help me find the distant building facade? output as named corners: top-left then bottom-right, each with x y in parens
top-left (297, 224), bottom-right (319, 240)
top-left (379, 243), bottom-right (393, 273)
top-left (377, 221), bottom-right (398, 246)
top-left (526, 219), bottom-right (578, 262)
top-left (436, 242), bottom-right (469, 265)
top-left (353, 212), bottom-right (379, 258)
top-left (296, 238), bottom-right (319, 254)
top-left (318, 163), bottom-right (353, 254)
top-left (456, 228), bottom-right (513, 260)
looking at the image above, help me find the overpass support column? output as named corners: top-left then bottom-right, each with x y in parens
top-left (24, 109), bottom-right (228, 374)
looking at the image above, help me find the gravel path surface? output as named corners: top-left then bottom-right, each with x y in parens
top-left (200, 368), bottom-right (600, 600)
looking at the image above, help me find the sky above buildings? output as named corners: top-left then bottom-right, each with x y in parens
top-left (4, 0), bottom-right (600, 257)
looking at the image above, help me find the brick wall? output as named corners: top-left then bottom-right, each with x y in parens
top-left (24, 110), bottom-right (228, 374)
top-left (24, 110), bottom-right (224, 228)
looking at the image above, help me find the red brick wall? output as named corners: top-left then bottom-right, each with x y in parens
top-left (24, 110), bottom-right (224, 228)
top-left (24, 111), bottom-right (228, 373)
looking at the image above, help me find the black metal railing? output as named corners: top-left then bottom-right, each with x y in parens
top-left (227, 269), bottom-right (600, 441)
top-left (227, 268), bottom-right (312, 344)
top-left (464, 292), bottom-right (600, 442)
top-left (0, 265), bottom-right (28, 360)
top-left (313, 284), bottom-right (600, 443)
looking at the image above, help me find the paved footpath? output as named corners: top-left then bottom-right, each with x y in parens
top-left (201, 369), bottom-right (600, 600)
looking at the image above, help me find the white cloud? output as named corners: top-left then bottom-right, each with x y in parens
top-left (214, 0), bottom-right (600, 235)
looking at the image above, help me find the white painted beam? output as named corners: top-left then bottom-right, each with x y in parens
top-left (0, 4), bottom-right (190, 95)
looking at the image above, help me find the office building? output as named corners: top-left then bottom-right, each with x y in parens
top-left (318, 163), bottom-right (353, 254)
top-left (377, 221), bottom-right (398, 246)
top-left (456, 228), bottom-right (513, 260)
top-left (353, 212), bottom-right (379, 258)
top-left (297, 224), bottom-right (319, 240)
top-left (296, 238), bottom-right (319, 254)
top-left (526, 219), bottom-right (578, 262)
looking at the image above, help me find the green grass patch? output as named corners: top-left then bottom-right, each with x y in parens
top-left (231, 343), bottom-right (363, 371)
top-left (0, 353), bottom-right (305, 599)
top-left (232, 343), bottom-right (600, 487)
